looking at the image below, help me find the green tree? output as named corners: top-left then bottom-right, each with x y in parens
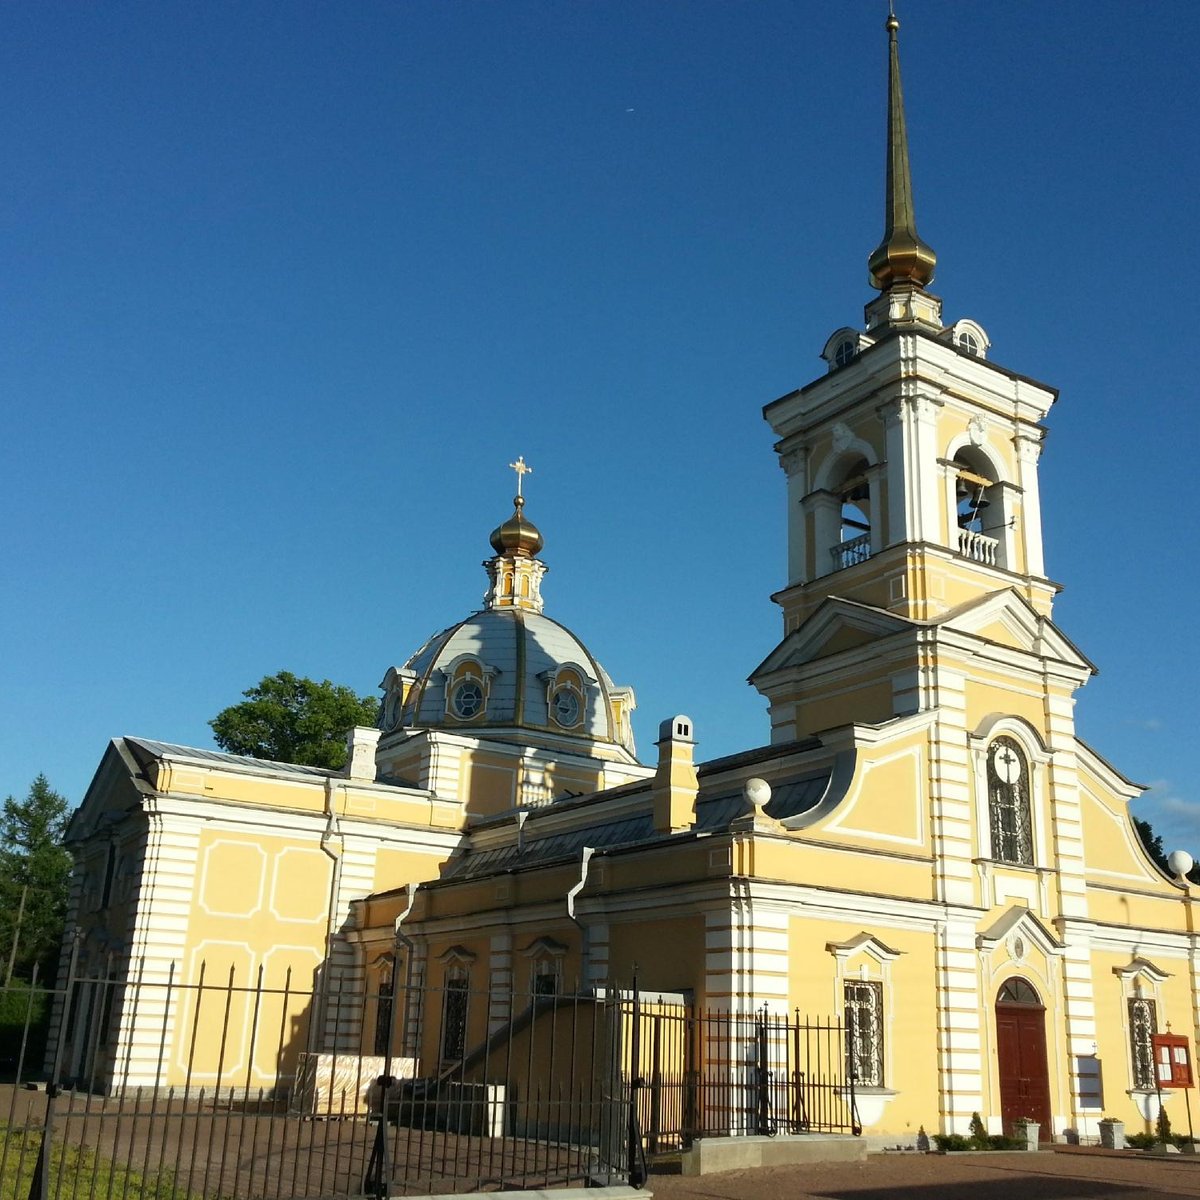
top-left (209, 670), bottom-right (380, 770)
top-left (0, 775), bottom-right (72, 983)
top-left (1134, 816), bottom-right (1200, 884)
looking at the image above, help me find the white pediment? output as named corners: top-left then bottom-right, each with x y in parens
top-left (938, 589), bottom-right (1094, 673)
top-left (976, 905), bottom-right (1064, 958)
top-left (751, 599), bottom-right (914, 677)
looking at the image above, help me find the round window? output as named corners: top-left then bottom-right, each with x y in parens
top-left (551, 688), bottom-right (580, 728)
top-left (451, 680), bottom-right (484, 719)
top-left (834, 339), bottom-right (856, 368)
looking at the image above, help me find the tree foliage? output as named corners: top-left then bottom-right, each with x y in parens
top-left (1134, 816), bottom-right (1200, 883)
top-left (0, 775), bottom-right (72, 982)
top-left (209, 670), bottom-right (380, 770)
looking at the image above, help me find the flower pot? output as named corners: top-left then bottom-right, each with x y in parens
top-left (1015, 1121), bottom-right (1039, 1150)
top-left (1098, 1119), bottom-right (1125, 1150)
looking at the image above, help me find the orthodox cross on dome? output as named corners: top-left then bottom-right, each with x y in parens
top-left (509, 456), bottom-right (533, 498)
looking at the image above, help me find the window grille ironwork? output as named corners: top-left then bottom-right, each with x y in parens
top-left (844, 980), bottom-right (883, 1087)
top-left (441, 977), bottom-right (469, 1060)
top-left (997, 977), bottom-right (1040, 1005)
top-left (373, 960), bottom-right (394, 1057)
top-left (988, 736), bottom-right (1033, 865)
top-left (1128, 996), bottom-right (1157, 1090)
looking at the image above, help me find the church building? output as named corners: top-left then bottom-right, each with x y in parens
top-left (61, 13), bottom-right (1198, 1145)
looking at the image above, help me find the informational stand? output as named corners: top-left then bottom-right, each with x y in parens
top-left (1152, 1033), bottom-right (1195, 1145)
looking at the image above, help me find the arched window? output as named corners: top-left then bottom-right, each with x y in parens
top-left (834, 338), bottom-right (857, 368)
top-left (1128, 989), bottom-right (1157, 1091)
top-left (997, 977), bottom-right (1040, 1005)
top-left (988, 737), bottom-right (1033, 865)
top-left (441, 972), bottom-right (470, 1061)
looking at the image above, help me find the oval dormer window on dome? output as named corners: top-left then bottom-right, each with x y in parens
top-left (551, 687), bottom-right (581, 728)
top-left (834, 338), bottom-right (857, 368)
top-left (452, 680), bottom-right (484, 719)
top-left (439, 655), bottom-right (497, 724)
top-left (540, 663), bottom-right (588, 731)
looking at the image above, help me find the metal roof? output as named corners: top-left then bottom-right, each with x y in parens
top-left (438, 768), bottom-right (832, 883)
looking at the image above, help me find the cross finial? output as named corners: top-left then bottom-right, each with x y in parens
top-left (509, 456), bottom-right (533, 498)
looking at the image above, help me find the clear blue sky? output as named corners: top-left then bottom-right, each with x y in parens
top-left (3, 2), bottom-right (1197, 858)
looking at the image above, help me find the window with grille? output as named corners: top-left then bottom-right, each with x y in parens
top-left (1128, 997), bottom-right (1157, 1090)
top-left (373, 960), bottom-right (395, 1058)
top-left (844, 980), bottom-right (884, 1087)
top-left (988, 737), bottom-right (1033, 865)
top-left (441, 977), bottom-right (470, 1060)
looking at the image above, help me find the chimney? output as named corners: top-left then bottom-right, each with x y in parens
top-left (652, 715), bottom-right (698, 834)
top-left (345, 726), bottom-right (381, 782)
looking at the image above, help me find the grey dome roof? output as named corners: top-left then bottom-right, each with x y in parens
top-left (394, 607), bottom-right (636, 755)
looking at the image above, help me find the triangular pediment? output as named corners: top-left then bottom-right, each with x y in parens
top-left (937, 589), bottom-right (1095, 673)
top-left (751, 598), bottom-right (915, 679)
top-left (65, 739), bottom-right (153, 844)
top-left (976, 905), bottom-right (1064, 957)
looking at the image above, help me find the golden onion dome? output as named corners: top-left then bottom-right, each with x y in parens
top-left (489, 495), bottom-right (544, 558)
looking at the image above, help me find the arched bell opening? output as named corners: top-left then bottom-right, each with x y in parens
top-left (950, 447), bottom-right (1009, 569)
top-left (833, 457), bottom-right (873, 572)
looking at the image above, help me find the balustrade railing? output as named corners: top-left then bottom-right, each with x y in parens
top-left (831, 533), bottom-right (871, 572)
top-left (957, 528), bottom-right (998, 566)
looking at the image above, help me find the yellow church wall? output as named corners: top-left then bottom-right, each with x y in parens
top-left (606, 916), bottom-right (706, 996)
top-left (1075, 778), bottom-right (1181, 898)
top-left (820, 737), bottom-right (928, 850)
top-left (460, 750), bottom-right (517, 814)
top-left (786, 917), bottom-right (940, 1132)
top-left (1084, 887), bottom-right (1193, 934)
top-left (794, 679), bottom-right (895, 738)
top-left (371, 846), bottom-right (449, 894)
top-left (1086, 946), bottom-right (1198, 1131)
top-left (961, 677), bottom-right (1048, 735)
top-left (149, 762), bottom-right (329, 814)
top-left (740, 837), bottom-right (932, 901)
top-left (166, 828), bottom-right (337, 1088)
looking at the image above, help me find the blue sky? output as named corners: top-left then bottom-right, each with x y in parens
top-left (2, 1), bottom-right (1197, 859)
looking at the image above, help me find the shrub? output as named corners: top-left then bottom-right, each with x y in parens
top-left (933, 1133), bottom-right (971, 1152)
top-left (987, 1134), bottom-right (1026, 1150)
top-left (1126, 1131), bottom-right (1156, 1149)
top-left (968, 1112), bottom-right (988, 1149)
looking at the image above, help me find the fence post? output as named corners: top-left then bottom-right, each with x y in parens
top-left (845, 1007), bottom-right (862, 1137)
top-left (755, 1007), bottom-right (774, 1136)
top-left (627, 977), bottom-right (646, 1188)
top-left (28, 937), bottom-right (79, 1200)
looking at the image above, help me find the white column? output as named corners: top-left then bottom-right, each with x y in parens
top-left (1014, 432), bottom-right (1046, 577)
top-left (779, 447), bottom-right (809, 586)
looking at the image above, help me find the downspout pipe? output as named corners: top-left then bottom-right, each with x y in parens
top-left (567, 847), bottom-right (596, 991)
top-left (392, 883), bottom-right (419, 1061)
top-left (313, 776), bottom-right (345, 1056)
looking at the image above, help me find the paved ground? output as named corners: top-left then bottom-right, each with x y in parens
top-left (648, 1148), bottom-right (1200, 1200)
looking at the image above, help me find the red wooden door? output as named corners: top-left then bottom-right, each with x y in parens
top-left (996, 1002), bottom-right (1052, 1137)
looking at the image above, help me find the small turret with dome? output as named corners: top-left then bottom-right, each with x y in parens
top-left (375, 459), bottom-right (641, 801)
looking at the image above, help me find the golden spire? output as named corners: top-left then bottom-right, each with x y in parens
top-left (867, 7), bottom-right (937, 291)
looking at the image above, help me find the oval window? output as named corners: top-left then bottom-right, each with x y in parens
top-left (551, 688), bottom-right (581, 728)
top-left (452, 680), bottom-right (484, 719)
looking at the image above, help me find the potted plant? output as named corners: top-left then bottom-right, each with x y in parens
top-left (1098, 1116), bottom-right (1125, 1150)
top-left (1013, 1116), bottom-right (1040, 1150)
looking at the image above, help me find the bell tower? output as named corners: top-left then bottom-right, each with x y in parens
top-left (753, 11), bottom-right (1070, 743)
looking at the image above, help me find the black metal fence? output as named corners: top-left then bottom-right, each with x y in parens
top-left (1, 960), bottom-right (854, 1200)
top-left (621, 1000), bottom-right (860, 1152)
